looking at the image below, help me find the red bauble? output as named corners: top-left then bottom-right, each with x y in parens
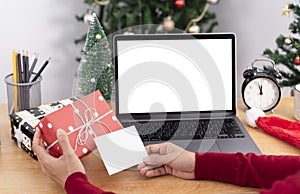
top-left (174, 0), bottom-right (185, 8)
top-left (294, 56), bottom-right (300, 65)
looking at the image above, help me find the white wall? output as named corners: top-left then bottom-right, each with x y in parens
top-left (0, 0), bottom-right (88, 104)
top-left (209, 0), bottom-right (293, 97)
top-left (0, 0), bottom-right (293, 104)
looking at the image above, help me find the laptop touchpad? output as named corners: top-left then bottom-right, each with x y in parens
top-left (170, 140), bottom-right (220, 153)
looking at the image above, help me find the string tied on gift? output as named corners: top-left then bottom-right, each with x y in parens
top-left (45, 97), bottom-right (113, 153)
top-left (72, 104), bottom-right (98, 151)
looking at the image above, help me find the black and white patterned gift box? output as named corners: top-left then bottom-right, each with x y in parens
top-left (9, 99), bottom-right (74, 159)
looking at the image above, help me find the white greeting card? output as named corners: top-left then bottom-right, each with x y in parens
top-left (94, 126), bottom-right (148, 175)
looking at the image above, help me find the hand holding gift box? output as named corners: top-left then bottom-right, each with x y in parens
top-left (9, 98), bottom-right (74, 159)
top-left (37, 90), bottom-right (148, 175)
top-left (38, 90), bottom-right (123, 158)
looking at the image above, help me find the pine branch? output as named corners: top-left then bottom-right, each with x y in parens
top-left (205, 21), bottom-right (218, 33)
top-left (74, 34), bottom-right (87, 44)
top-left (75, 14), bottom-right (84, 22)
top-left (84, 0), bottom-right (95, 5)
top-left (264, 3), bottom-right (300, 88)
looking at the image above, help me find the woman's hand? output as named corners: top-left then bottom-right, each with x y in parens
top-left (32, 128), bottom-right (85, 187)
top-left (138, 142), bottom-right (195, 179)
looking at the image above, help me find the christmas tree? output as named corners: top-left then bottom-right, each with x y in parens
top-left (264, 3), bottom-right (300, 88)
top-left (73, 13), bottom-right (114, 101)
top-left (75, 0), bottom-right (219, 44)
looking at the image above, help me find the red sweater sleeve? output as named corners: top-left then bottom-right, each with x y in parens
top-left (194, 152), bottom-right (300, 190)
top-left (260, 171), bottom-right (300, 194)
top-left (65, 172), bottom-right (115, 194)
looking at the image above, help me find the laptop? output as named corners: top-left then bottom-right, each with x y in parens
top-left (113, 33), bottom-right (261, 154)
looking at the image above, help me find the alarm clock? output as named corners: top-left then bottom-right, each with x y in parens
top-left (241, 59), bottom-right (282, 112)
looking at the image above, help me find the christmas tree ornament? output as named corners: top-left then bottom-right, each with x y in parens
top-left (73, 13), bottom-right (114, 101)
top-left (94, 0), bottom-right (110, 6)
top-left (104, 44), bottom-right (109, 49)
top-left (96, 34), bottom-right (101, 40)
top-left (207, 0), bottom-right (218, 4)
top-left (90, 78), bottom-right (96, 83)
top-left (188, 23), bottom-right (200, 33)
top-left (123, 31), bottom-right (135, 35)
top-left (245, 108), bottom-right (300, 148)
top-left (282, 4), bottom-right (291, 17)
top-left (185, 2), bottom-right (210, 32)
top-left (83, 11), bottom-right (94, 25)
top-left (163, 16), bottom-right (175, 32)
top-left (123, 28), bottom-right (135, 35)
top-left (284, 35), bottom-right (292, 45)
top-left (294, 55), bottom-right (300, 65)
top-left (174, 0), bottom-right (185, 9)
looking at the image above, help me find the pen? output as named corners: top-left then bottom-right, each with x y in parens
top-left (22, 51), bottom-right (27, 83)
top-left (23, 51), bottom-right (30, 109)
top-left (16, 51), bottom-right (23, 110)
top-left (16, 51), bottom-right (22, 83)
top-left (23, 51), bottom-right (29, 83)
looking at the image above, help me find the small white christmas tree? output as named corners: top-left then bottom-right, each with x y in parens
top-left (73, 13), bottom-right (113, 101)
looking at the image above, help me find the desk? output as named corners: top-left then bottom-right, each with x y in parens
top-left (0, 98), bottom-right (299, 193)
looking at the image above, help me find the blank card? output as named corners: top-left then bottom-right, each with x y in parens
top-left (94, 126), bottom-right (148, 175)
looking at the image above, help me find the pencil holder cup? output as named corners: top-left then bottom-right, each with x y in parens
top-left (4, 73), bottom-right (42, 116)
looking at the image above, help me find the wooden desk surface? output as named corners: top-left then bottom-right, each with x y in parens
top-left (0, 98), bottom-right (299, 194)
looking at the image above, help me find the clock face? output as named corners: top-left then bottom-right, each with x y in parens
top-left (243, 77), bottom-right (280, 111)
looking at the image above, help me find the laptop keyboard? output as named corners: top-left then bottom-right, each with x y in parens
top-left (121, 118), bottom-right (245, 142)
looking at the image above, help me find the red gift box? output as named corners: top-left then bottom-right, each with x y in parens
top-left (36, 90), bottom-right (123, 158)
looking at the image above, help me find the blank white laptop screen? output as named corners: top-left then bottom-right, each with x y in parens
top-left (116, 37), bottom-right (233, 114)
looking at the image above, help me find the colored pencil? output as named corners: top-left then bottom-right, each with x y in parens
top-left (31, 57), bottom-right (51, 82)
top-left (29, 53), bottom-right (39, 78)
top-left (16, 51), bottom-right (23, 110)
top-left (12, 50), bottom-right (18, 112)
top-left (16, 51), bottom-right (22, 83)
top-left (23, 51), bottom-right (29, 83)
top-left (22, 51), bottom-right (27, 82)
top-left (23, 51), bottom-right (30, 109)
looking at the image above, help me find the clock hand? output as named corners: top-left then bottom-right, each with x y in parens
top-left (258, 84), bottom-right (263, 95)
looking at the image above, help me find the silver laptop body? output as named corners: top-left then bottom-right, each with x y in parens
top-left (113, 33), bottom-right (261, 154)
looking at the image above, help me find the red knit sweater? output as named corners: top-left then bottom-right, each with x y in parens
top-left (65, 153), bottom-right (300, 194)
